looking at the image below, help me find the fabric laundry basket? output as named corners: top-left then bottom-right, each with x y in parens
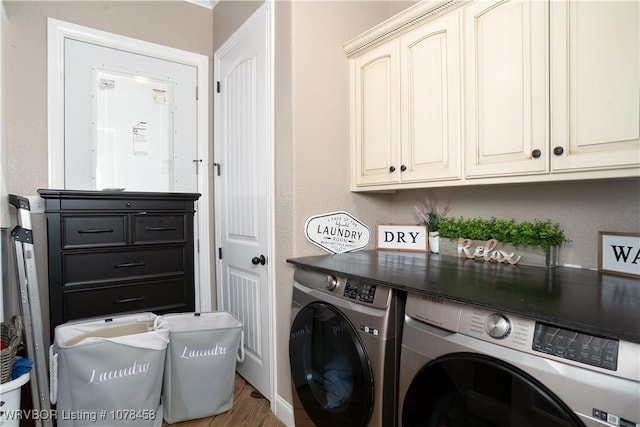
top-left (161, 312), bottom-right (244, 423)
top-left (50, 312), bottom-right (169, 427)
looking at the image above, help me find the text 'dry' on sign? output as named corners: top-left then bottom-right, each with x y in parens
top-left (376, 224), bottom-right (428, 252)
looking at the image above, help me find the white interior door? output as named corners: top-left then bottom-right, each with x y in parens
top-left (214, 4), bottom-right (273, 400)
top-left (64, 38), bottom-right (197, 192)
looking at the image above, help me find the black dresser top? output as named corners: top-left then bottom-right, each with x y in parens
top-left (38, 189), bottom-right (201, 201)
top-left (287, 250), bottom-right (640, 344)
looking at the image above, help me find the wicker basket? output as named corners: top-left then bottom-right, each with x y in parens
top-left (1, 315), bottom-right (22, 384)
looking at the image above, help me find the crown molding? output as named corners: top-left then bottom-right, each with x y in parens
top-left (343, 0), bottom-right (468, 57)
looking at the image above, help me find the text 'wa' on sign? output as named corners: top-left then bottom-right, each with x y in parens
top-left (598, 231), bottom-right (640, 278)
top-left (376, 224), bottom-right (428, 252)
top-left (305, 211), bottom-right (370, 254)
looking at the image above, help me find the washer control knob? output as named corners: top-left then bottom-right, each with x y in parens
top-left (485, 314), bottom-right (511, 339)
top-left (326, 275), bottom-right (338, 291)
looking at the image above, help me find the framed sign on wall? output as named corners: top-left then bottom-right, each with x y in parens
top-left (598, 231), bottom-right (640, 278)
top-left (305, 211), bottom-right (370, 254)
top-left (376, 224), bottom-right (428, 252)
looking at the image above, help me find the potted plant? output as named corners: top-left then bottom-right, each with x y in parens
top-left (437, 216), bottom-right (569, 267)
top-left (415, 195), bottom-right (450, 253)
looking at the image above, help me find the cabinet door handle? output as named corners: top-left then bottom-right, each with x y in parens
top-left (400, 164), bottom-right (407, 171)
top-left (78, 228), bottom-right (114, 234)
top-left (115, 296), bottom-right (146, 304)
top-left (389, 165), bottom-right (396, 173)
top-left (531, 149), bottom-right (542, 158)
top-left (145, 227), bottom-right (177, 232)
top-left (113, 261), bottom-right (145, 268)
top-left (553, 146), bottom-right (564, 156)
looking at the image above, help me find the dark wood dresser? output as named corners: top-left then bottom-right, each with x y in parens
top-left (38, 189), bottom-right (201, 337)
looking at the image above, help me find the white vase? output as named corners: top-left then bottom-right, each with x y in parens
top-left (428, 231), bottom-right (440, 254)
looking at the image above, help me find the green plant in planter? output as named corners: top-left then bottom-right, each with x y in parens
top-left (438, 217), bottom-right (569, 252)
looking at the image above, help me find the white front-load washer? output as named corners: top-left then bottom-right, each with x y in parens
top-left (399, 292), bottom-right (640, 427)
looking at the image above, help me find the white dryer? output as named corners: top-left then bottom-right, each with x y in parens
top-left (399, 292), bottom-right (640, 427)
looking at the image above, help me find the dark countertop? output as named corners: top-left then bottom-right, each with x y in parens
top-left (286, 250), bottom-right (640, 344)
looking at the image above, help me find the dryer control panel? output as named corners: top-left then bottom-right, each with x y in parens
top-left (343, 279), bottom-right (376, 303)
top-left (456, 305), bottom-right (639, 381)
top-left (532, 323), bottom-right (619, 371)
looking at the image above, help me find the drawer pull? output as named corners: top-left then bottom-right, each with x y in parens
top-left (77, 228), bottom-right (114, 234)
top-left (145, 227), bottom-right (177, 232)
top-left (113, 261), bottom-right (146, 268)
top-left (115, 296), bottom-right (146, 304)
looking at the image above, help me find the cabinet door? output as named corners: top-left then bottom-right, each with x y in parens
top-left (464, 0), bottom-right (549, 178)
top-left (400, 11), bottom-right (462, 182)
top-left (550, 1), bottom-right (640, 173)
top-left (352, 41), bottom-right (401, 187)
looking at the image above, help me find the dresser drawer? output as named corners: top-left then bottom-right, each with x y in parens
top-left (62, 278), bottom-right (189, 321)
top-left (133, 214), bottom-right (186, 244)
top-left (62, 215), bottom-right (126, 248)
top-left (63, 247), bottom-right (185, 284)
top-left (59, 198), bottom-right (191, 212)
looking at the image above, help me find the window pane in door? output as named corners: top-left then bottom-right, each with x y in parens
top-left (94, 68), bottom-right (174, 191)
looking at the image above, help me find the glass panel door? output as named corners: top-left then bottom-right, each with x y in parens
top-left (94, 68), bottom-right (174, 191)
top-left (402, 353), bottom-right (584, 427)
top-left (290, 302), bottom-right (374, 427)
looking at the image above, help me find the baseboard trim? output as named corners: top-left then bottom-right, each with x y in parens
top-left (273, 393), bottom-right (294, 426)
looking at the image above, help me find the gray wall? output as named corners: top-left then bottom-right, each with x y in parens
top-left (268, 0), bottom-right (640, 410)
top-left (273, 0), bottom-right (417, 406)
top-left (213, 0), bottom-right (262, 52)
top-left (2, 0), bottom-right (214, 354)
top-left (3, 0), bottom-right (639, 421)
top-left (4, 1), bottom-right (214, 197)
top-left (276, 2), bottom-right (640, 272)
top-left (389, 180), bottom-right (640, 269)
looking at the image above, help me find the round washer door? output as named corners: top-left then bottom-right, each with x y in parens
top-left (289, 301), bottom-right (374, 427)
top-left (402, 353), bottom-right (584, 427)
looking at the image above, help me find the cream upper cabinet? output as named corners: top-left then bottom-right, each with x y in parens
top-left (463, 0), bottom-right (549, 178)
top-left (352, 41), bottom-right (401, 187)
top-left (348, 6), bottom-right (462, 189)
top-left (550, 0), bottom-right (640, 173)
top-left (400, 11), bottom-right (462, 183)
top-left (345, 0), bottom-right (640, 191)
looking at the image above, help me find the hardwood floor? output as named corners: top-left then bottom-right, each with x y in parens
top-left (162, 375), bottom-right (287, 427)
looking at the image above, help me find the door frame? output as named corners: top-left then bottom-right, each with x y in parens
top-left (213, 0), bottom-right (276, 408)
top-left (47, 18), bottom-right (212, 311)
